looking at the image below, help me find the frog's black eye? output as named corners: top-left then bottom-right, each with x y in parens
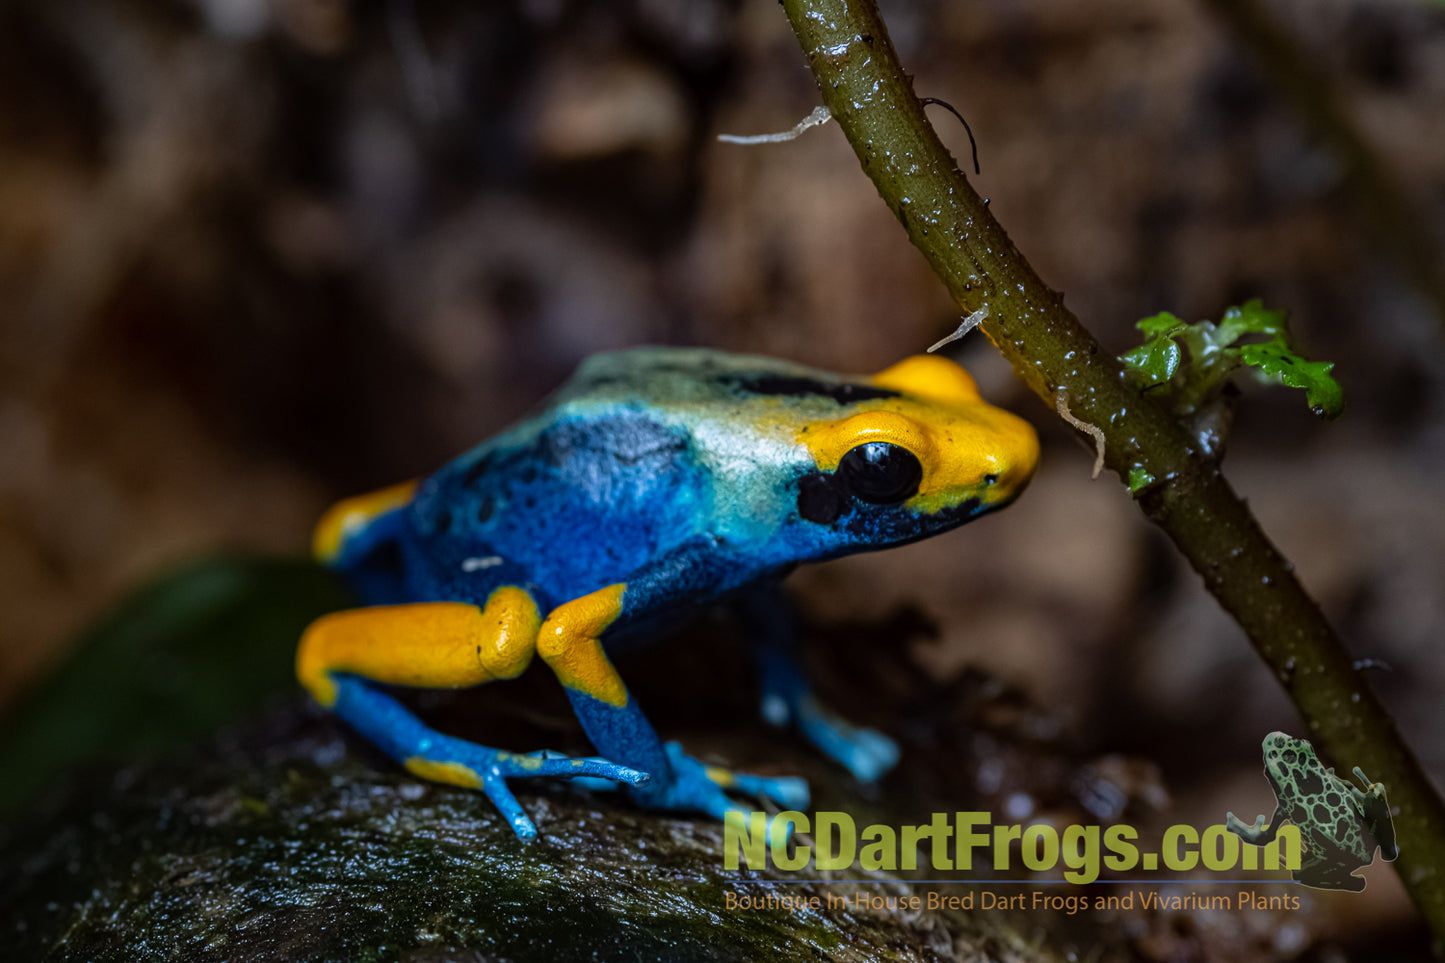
top-left (837, 442), bottom-right (922, 504)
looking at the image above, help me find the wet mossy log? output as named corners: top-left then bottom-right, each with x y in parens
top-left (0, 706), bottom-right (1071, 963)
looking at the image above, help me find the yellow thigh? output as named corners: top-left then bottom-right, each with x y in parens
top-left (296, 586), bottom-right (542, 706)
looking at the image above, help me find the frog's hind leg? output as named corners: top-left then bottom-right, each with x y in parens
top-left (312, 480), bottom-right (418, 603)
top-left (327, 676), bottom-right (645, 838)
top-left (1226, 804), bottom-right (1285, 846)
top-left (1297, 856), bottom-right (1368, 892)
top-left (296, 588), bottom-right (648, 838)
top-left (313, 480), bottom-right (418, 567)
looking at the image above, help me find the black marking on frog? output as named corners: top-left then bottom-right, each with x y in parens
top-left (721, 374), bottom-right (901, 405)
top-left (1225, 731), bottom-right (1399, 892)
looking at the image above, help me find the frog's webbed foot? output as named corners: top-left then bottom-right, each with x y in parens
top-left (1225, 810), bottom-right (1277, 845)
top-left (628, 742), bottom-right (810, 845)
top-left (469, 749), bottom-right (651, 839)
top-left (331, 676), bottom-right (649, 839)
top-left (762, 692), bottom-right (901, 784)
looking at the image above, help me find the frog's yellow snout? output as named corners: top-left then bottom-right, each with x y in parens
top-left (888, 401), bottom-right (1038, 518)
top-left (977, 406), bottom-right (1040, 499)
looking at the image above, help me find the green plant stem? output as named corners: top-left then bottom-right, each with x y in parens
top-left (780, 0), bottom-right (1445, 944)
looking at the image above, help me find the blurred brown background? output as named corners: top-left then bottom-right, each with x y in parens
top-left (0, 0), bottom-right (1442, 946)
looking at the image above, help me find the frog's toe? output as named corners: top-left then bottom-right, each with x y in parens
top-left (418, 746), bottom-right (651, 840)
top-left (840, 727), bottom-right (901, 783)
top-left (683, 785), bottom-right (799, 847)
top-left (632, 742), bottom-right (810, 834)
top-left (1224, 810), bottom-right (1271, 843)
top-left (475, 767), bottom-right (538, 839)
top-left (663, 741), bottom-right (811, 809)
top-left (498, 750), bottom-right (651, 786)
top-left (1235, 811), bottom-right (1266, 830)
top-left (794, 699), bottom-right (900, 783)
top-left (519, 752), bottom-right (652, 793)
top-left (711, 770), bottom-right (811, 810)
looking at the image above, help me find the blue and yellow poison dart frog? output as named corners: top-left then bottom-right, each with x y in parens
top-left (296, 348), bottom-right (1038, 839)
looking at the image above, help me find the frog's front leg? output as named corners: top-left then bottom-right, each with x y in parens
top-left (1225, 804), bottom-right (1286, 846)
top-left (736, 587), bottom-right (900, 783)
top-left (1350, 766), bottom-right (1400, 861)
top-left (296, 588), bottom-right (649, 838)
top-left (537, 561), bottom-right (808, 835)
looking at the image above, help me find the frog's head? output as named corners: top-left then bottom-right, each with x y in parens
top-left (776, 354), bottom-right (1039, 558)
top-left (1260, 731), bottom-right (1318, 798)
top-left (558, 347), bottom-right (1037, 565)
top-left (1351, 767), bottom-right (1399, 861)
top-left (1262, 731), bottom-right (1312, 765)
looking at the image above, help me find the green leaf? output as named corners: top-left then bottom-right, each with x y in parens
top-left (1135, 311), bottom-right (1187, 337)
top-left (1127, 467), bottom-right (1158, 494)
top-left (1239, 342), bottom-right (1345, 419)
top-left (1215, 299), bottom-right (1287, 344)
top-left (1120, 338), bottom-right (1182, 387)
top-left (1118, 301), bottom-right (1344, 422)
